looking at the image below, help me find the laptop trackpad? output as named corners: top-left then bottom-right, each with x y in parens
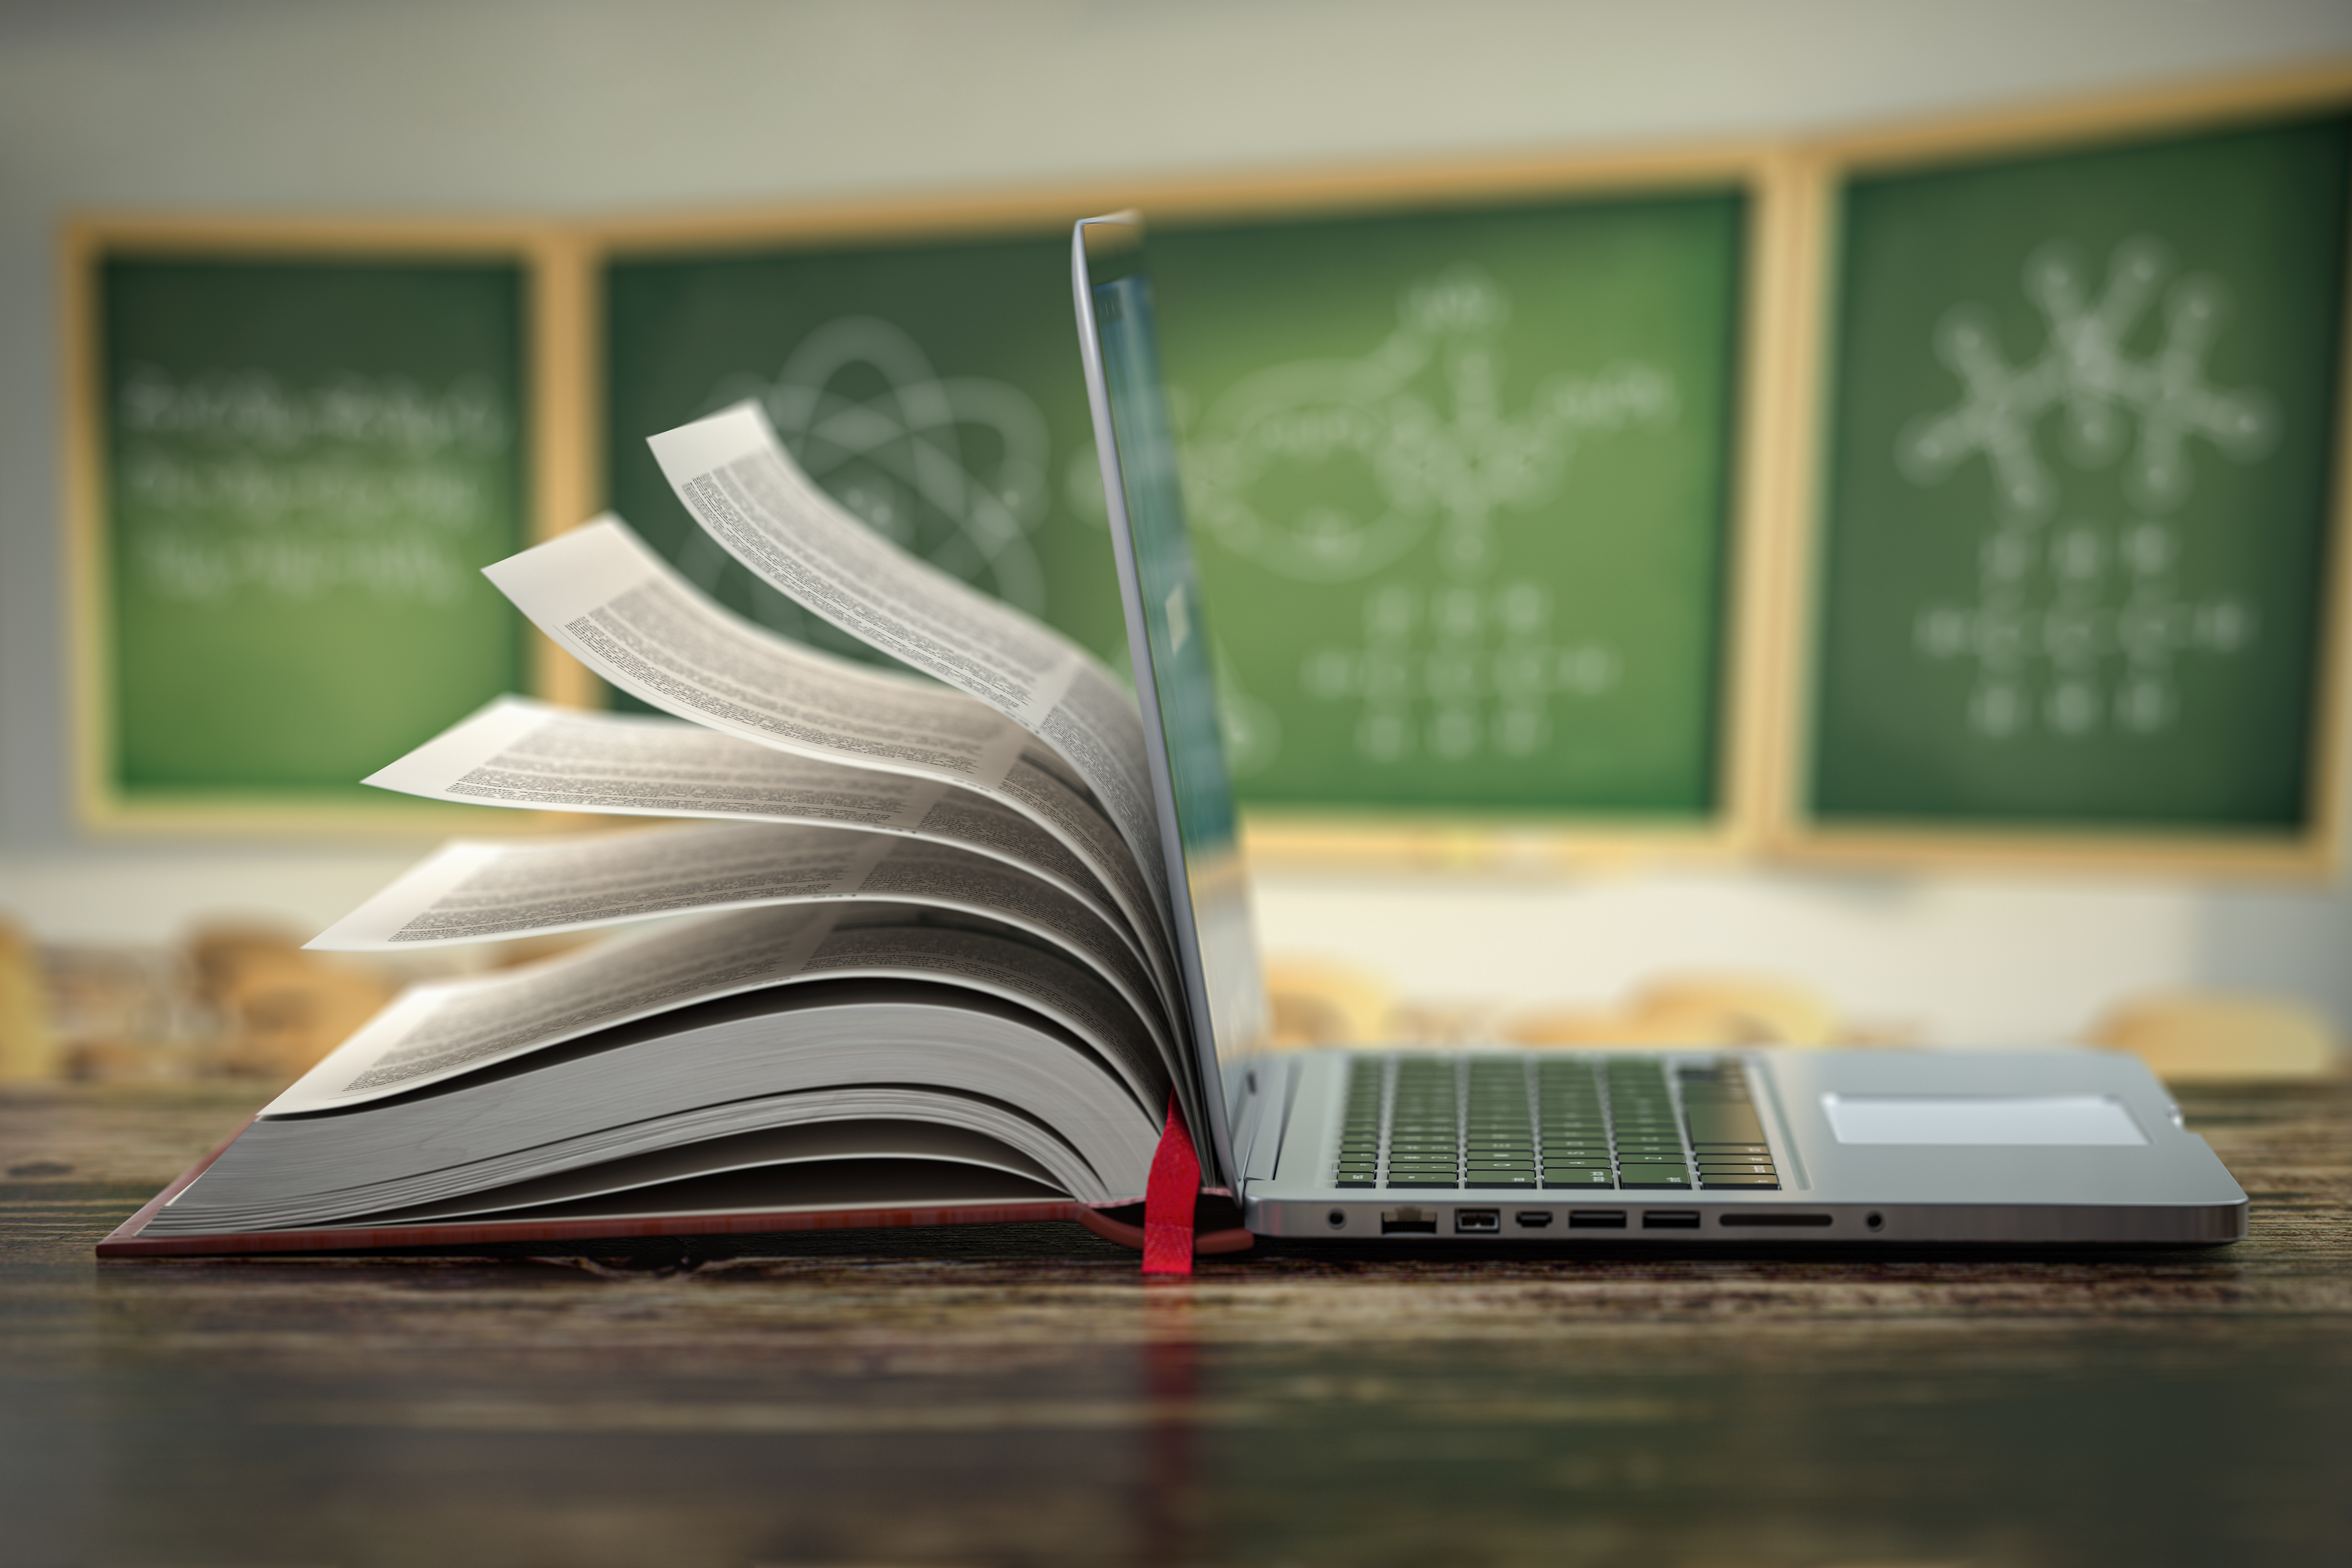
top-left (1824, 1094), bottom-right (2149, 1146)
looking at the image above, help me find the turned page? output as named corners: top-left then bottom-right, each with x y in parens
top-left (304, 820), bottom-right (1172, 1063)
top-left (366, 697), bottom-right (1131, 947)
top-left (269, 903), bottom-right (1170, 1119)
top-left (482, 519), bottom-right (1171, 983)
top-left (646, 403), bottom-right (1169, 917)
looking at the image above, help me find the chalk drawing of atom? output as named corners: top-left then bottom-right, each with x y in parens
top-left (694, 317), bottom-right (1054, 619)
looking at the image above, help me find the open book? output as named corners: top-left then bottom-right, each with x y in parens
top-left (100, 403), bottom-right (1245, 1259)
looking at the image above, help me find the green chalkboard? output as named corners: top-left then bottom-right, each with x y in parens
top-left (1809, 113), bottom-right (2351, 839)
top-left (604, 188), bottom-right (1747, 824)
top-left (85, 243), bottom-right (535, 817)
top-left (1152, 194), bottom-right (1744, 816)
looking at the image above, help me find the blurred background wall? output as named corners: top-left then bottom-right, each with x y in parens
top-left (3, 0), bottom-right (2351, 1049)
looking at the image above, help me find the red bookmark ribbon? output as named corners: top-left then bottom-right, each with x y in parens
top-left (1141, 1091), bottom-right (1200, 1276)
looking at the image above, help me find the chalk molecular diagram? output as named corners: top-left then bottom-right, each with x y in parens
top-left (696, 317), bottom-right (1054, 626)
top-left (1896, 237), bottom-right (2277, 740)
top-left (1167, 263), bottom-right (1671, 768)
top-left (1303, 580), bottom-right (1619, 765)
top-left (1914, 519), bottom-right (2255, 739)
top-left (1185, 263), bottom-right (1676, 583)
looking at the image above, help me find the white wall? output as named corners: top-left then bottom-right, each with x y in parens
top-left (4, 0), bottom-right (2350, 1042)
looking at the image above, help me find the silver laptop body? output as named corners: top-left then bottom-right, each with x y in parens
top-left (1070, 211), bottom-right (2246, 1247)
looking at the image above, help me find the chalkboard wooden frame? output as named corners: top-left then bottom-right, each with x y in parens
top-left (582, 144), bottom-right (1799, 871)
top-left (1768, 66), bottom-right (2352, 878)
top-left (62, 217), bottom-right (599, 834)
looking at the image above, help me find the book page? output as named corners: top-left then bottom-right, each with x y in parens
top-left (366, 696), bottom-right (1129, 947)
top-left (270, 903), bottom-right (1171, 1126)
top-left (482, 519), bottom-right (1172, 978)
top-left (647, 404), bottom-right (1170, 917)
top-left (305, 820), bottom-right (1171, 1062)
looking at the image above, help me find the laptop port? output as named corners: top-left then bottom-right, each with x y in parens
top-left (1380, 1206), bottom-right (1438, 1235)
top-left (1568, 1210), bottom-right (1627, 1229)
top-left (1718, 1213), bottom-right (1833, 1227)
top-left (1642, 1210), bottom-right (1701, 1230)
top-left (1454, 1209), bottom-right (1500, 1234)
top-left (1515, 1211), bottom-right (1554, 1229)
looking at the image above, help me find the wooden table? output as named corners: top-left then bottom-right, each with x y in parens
top-left (4, 1077), bottom-right (2347, 1568)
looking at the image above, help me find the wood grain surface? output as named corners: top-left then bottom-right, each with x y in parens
top-left (4, 1076), bottom-right (2347, 1568)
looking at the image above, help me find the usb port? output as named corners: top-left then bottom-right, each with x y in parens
top-left (1642, 1210), bottom-right (1701, 1230)
top-left (1515, 1211), bottom-right (1553, 1229)
top-left (1380, 1206), bottom-right (1438, 1235)
top-left (1568, 1210), bottom-right (1626, 1229)
top-left (1454, 1208), bottom-right (1501, 1234)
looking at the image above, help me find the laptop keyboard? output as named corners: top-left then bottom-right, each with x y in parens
top-left (1332, 1055), bottom-right (1779, 1191)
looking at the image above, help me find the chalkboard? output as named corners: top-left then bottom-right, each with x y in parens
top-left (1797, 105), bottom-right (2352, 867)
top-left (1152, 193), bottom-right (1747, 822)
top-left (69, 225), bottom-right (559, 828)
top-left (599, 176), bottom-right (1756, 847)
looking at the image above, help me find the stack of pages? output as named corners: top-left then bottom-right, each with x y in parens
top-left (104, 404), bottom-right (1204, 1253)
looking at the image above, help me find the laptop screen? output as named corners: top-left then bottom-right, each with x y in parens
top-left (1072, 214), bottom-right (1268, 1177)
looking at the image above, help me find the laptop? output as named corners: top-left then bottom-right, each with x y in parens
top-left (1070, 210), bottom-right (2248, 1247)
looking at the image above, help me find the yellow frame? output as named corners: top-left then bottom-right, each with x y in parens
top-left (1763, 64), bottom-right (2352, 880)
top-left (582, 144), bottom-right (1804, 873)
top-left (61, 217), bottom-right (599, 836)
